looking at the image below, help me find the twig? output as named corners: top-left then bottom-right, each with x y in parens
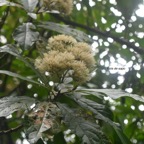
top-left (51, 14), bottom-right (144, 55)
top-left (0, 124), bottom-right (23, 135)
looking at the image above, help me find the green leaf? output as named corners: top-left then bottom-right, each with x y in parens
top-left (57, 103), bottom-right (110, 144)
top-left (0, 96), bottom-right (35, 117)
top-left (38, 22), bottom-right (92, 43)
top-left (0, 44), bottom-right (47, 86)
top-left (20, 0), bottom-right (38, 12)
top-left (71, 92), bottom-right (115, 126)
top-left (13, 23), bottom-right (39, 50)
top-left (78, 89), bottom-right (144, 103)
top-left (53, 132), bottom-right (67, 144)
top-left (0, 44), bottom-right (20, 57)
top-left (0, 70), bottom-right (40, 85)
top-left (70, 92), bottom-right (131, 144)
top-left (0, 44), bottom-right (37, 74)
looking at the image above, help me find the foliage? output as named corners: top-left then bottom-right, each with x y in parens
top-left (0, 0), bottom-right (144, 144)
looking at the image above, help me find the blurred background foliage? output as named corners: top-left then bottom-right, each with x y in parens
top-left (1, 0), bottom-right (144, 144)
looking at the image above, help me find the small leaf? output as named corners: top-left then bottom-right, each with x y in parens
top-left (13, 23), bottom-right (39, 50)
top-left (20, 0), bottom-right (38, 12)
top-left (0, 96), bottom-right (35, 117)
top-left (38, 22), bottom-right (92, 43)
top-left (0, 70), bottom-right (40, 85)
top-left (28, 13), bottom-right (37, 19)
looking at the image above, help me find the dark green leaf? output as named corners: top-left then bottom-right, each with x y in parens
top-left (0, 70), bottom-right (40, 85)
top-left (53, 132), bottom-right (67, 144)
top-left (38, 22), bottom-right (92, 43)
top-left (0, 44), bottom-right (47, 84)
top-left (13, 23), bottom-right (39, 50)
top-left (70, 92), bottom-right (131, 144)
top-left (57, 103), bottom-right (110, 144)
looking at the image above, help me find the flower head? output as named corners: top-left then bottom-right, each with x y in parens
top-left (43, 0), bottom-right (73, 15)
top-left (35, 34), bottom-right (95, 85)
top-left (36, 51), bottom-right (75, 79)
top-left (46, 35), bottom-right (77, 52)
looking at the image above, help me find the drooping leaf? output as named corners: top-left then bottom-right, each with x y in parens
top-left (70, 92), bottom-right (117, 127)
top-left (13, 23), bottom-right (39, 50)
top-left (0, 44), bottom-right (47, 84)
top-left (0, 70), bottom-right (40, 85)
top-left (20, 0), bottom-right (38, 12)
top-left (38, 22), bottom-right (92, 43)
top-left (0, 96), bottom-right (35, 117)
top-left (69, 92), bottom-right (131, 144)
top-left (57, 103), bottom-right (110, 144)
top-left (0, 44), bottom-right (32, 68)
top-left (0, 44), bottom-right (20, 57)
top-left (80, 89), bottom-right (144, 103)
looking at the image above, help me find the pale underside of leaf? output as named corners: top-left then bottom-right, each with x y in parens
top-left (0, 96), bottom-right (35, 117)
top-left (78, 88), bottom-right (144, 103)
top-left (20, 0), bottom-right (38, 12)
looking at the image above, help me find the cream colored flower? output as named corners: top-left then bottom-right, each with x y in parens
top-left (35, 34), bottom-right (95, 85)
top-left (68, 43), bottom-right (95, 70)
top-left (43, 0), bottom-right (73, 15)
top-left (71, 61), bottom-right (90, 83)
top-left (35, 51), bottom-right (75, 80)
top-left (46, 35), bottom-right (77, 52)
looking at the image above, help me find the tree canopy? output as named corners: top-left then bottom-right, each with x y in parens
top-left (0, 0), bottom-right (144, 144)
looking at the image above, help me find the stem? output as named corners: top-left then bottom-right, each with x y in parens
top-left (51, 14), bottom-right (144, 55)
top-left (0, 124), bottom-right (23, 135)
top-left (0, 7), bottom-right (9, 31)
